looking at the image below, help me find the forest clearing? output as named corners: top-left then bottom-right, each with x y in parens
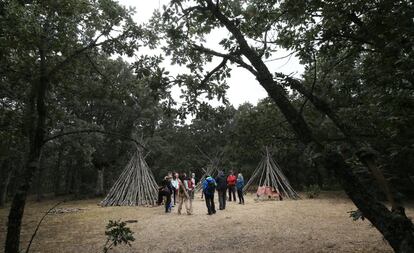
top-left (1, 0), bottom-right (413, 252)
top-left (1, 193), bottom-right (411, 253)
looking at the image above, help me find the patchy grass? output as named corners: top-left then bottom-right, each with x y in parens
top-left (0, 192), bottom-right (411, 253)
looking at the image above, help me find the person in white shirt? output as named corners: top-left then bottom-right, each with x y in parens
top-left (171, 172), bottom-right (179, 206)
top-left (188, 173), bottom-right (196, 200)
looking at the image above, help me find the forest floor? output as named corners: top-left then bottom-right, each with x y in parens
top-left (1, 192), bottom-right (412, 253)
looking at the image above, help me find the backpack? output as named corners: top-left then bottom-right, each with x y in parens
top-left (206, 180), bottom-right (216, 194)
top-left (187, 179), bottom-right (194, 190)
top-left (162, 185), bottom-right (170, 194)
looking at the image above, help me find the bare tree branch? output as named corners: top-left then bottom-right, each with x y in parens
top-left (191, 44), bottom-right (258, 75)
top-left (25, 201), bottom-right (65, 253)
top-left (195, 145), bottom-right (214, 164)
top-left (200, 58), bottom-right (228, 87)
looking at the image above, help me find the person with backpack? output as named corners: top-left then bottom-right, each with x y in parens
top-left (215, 170), bottom-right (227, 210)
top-left (227, 170), bottom-right (237, 201)
top-left (177, 173), bottom-right (192, 215)
top-left (236, 173), bottom-right (245, 204)
top-left (202, 176), bottom-right (217, 215)
top-left (157, 175), bottom-right (173, 213)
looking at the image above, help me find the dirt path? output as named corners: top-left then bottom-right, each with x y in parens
top-left (1, 193), bottom-right (410, 253)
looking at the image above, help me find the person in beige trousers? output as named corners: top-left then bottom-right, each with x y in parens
top-left (177, 173), bottom-right (192, 215)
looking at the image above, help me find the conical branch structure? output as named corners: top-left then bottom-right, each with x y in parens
top-left (195, 162), bottom-right (219, 192)
top-left (100, 148), bottom-right (158, 206)
top-left (195, 148), bottom-right (223, 192)
top-left (244, 148), bottom-right (300, 200)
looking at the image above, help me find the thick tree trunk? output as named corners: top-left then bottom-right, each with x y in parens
top-left (281, 74), bottom-right (400, 210)
top-left (0, 161), bottom-right (13, 208)
top-left (5, 43), bottom-right (48, 253)
top-left (5, 159), bottom-right (40, 253)
top-left (203, 1), bottom-right (414, 251)
top-left (35, 156), bottom-right (45, 202)
top-left (324, 152), bottom-right (414, 252)
top-left (263, 74), bottom-right (414, 252)
top-left (95, 167), bottom-right (104, 196)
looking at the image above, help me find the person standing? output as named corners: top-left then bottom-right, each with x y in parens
top-left (177, 173), bottom-right (192, 215)
top-left (215, 170), bottom-right (227, 210)
top-left (157, 175), bottom-right (173, 213)
top-left (236, 173), bottom-right (245, 204)
top-left (203, 176), bottom-right (217, 215)
top-left (227, 170), bottom-right (237, 201)
top-left (188, 173), bottom-right (196, 200)
top-left (171, 172), bottom-right (179, 206)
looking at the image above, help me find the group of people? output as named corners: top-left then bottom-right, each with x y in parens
top-left (202, 170), bottom-right (245, 215)
top-left (157, 172), bottom-right (195, 214)
top-left (157, 170), bottom-right (245, 216)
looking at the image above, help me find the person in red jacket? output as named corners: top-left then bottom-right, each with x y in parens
top-left (227, 170), bottom-right (237, 201)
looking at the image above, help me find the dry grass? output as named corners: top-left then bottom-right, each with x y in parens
top-left (0, 192), bottom-right (412, 253)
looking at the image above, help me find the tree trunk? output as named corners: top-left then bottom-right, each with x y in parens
top-left (280, 74), bottom-right (400, 210)
top-left (95, 167), bottom-right (104, 196)
top-left (73, 162), bottom-right (81, 198)
top-left (35, 155), bottom-right (45, 202)
top-left (203, 2), bottom-right (414, 251)
top-left (0, 161), bottom-right (13, 208)
top-left (5, 43), bottom-right (48, 253)
top-left (324, 152), bottom-right (414, 252)
top-left (316, 165), bottom-right (325, 189)
top-left (53, 146), bottom-right (64, 196)
top-left (63, 159), bottom-right (75, 195)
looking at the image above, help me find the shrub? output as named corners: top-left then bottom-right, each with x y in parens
top-left (103, 220), bottom-right (135, 253)
top-left (305, 184), bottom-right (321, 199)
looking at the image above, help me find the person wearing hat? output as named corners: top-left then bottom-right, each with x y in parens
top-left (157, 175), bottom-right (173, 213)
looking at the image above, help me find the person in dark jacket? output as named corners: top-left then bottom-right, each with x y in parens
top-left (203, 176), bottom-right (217, 215)
top-left (215, 170), bottom-right (227, 210)
top-left (157, 175), bottom-right (173, 213)
top-left (236, 173), bottom-right (245, 204)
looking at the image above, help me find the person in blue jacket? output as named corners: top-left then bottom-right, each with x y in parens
top-left (203, 176), bottom-right (217, 215)
top-left (236, 173), bottom-right (245, 204)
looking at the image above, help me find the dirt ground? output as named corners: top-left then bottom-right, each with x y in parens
top-left (1, 192), bottom-right (412, 253)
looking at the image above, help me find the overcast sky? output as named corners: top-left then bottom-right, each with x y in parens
top-left (117, 0), bottom-right (304, 107)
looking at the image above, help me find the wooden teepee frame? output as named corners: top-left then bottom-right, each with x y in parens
top-left (244, 147), bottom-right (300, 200)
top-left (195, 147), bottom-right (223, 192)
top-left (100, 147), bottom-right (158, 206)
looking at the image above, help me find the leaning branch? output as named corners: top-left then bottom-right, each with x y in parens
top-left (275, 72), bottom-right (400, 211)
top-left (191, 44), bottom-right (258, 76)
top-left (195, 145), bottom-right (214, 164)
top-left (25, 201), bottom-right (65, 253)
top-left (200, 58), bottom-right (228, 87)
